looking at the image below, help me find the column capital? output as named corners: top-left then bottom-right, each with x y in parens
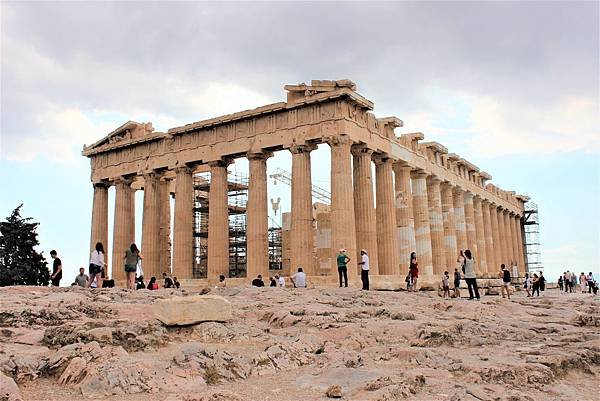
top-left (410, 168), bottom-right (428, 179)
top-left (247, 150), bottom-right (274, 160)
top-left (208, 158), bottom-right (233, 168)
top-left (372, 152), bottom-right (394, 165)
top-left (463, 191), bottom-right (474, 200)
top-left (452, 186), bottom-right (464, 196)
top-left (426, 175), bottom-right (442, 184)
top-left (174, 165), bottom-right (193, 175)
top-left (326, 135), bottom-right (353, 148)
top-left (350, 144), bottom-right (374, 157)
top-left (113, 175), bottom-right (135, 186)
top-left (92, 180), bottom-right (110, 189)
top-left (289, 144), bottom-right (317, 154)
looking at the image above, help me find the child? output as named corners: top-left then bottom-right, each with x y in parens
top-left (524, 273), bottom-right (532, 297)
top-left (442, 271), bottom-right (450, 298)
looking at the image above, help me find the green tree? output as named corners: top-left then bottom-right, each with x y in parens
top-left (0, 205), bottom-right (50, 286)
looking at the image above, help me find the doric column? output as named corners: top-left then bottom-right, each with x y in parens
top-left (393, 162), bottom-right (416, 271)
top-left (481, 200), bottom-right (496, 275)
top-left (207, 160), bottom-right (230, 280)
top-left (375, 155), bottom-right (399, 275)
top-left (503, 210), bottom-right (514, 267)
top-left (497, 207), bottom-right (507, 267)
top-left (411, 170), bottom-right (433, 275)
top-left (515, 216), bottom-right (526, 272)
top-left (452, 188), bottom-right (467, 252)
top-left (173, 166), bottom-right (194, 279)
top-left (509, 212), bottom-right (519, 268)
top-left (112, 177), bottom-right (135, 281)
top-left (158, 177), bottom-right (172, 275)
top-left (473, 196), bottom-right (487, 275)
top-left (426, 176), bottom-right (445, 275)
top-left (290, 145), bottom-right (315, 276)
top-left (329, 137), bottom-right (358, 279)
top-left (491, 205), bottom-right (502, 270)
top-left (440, 183), bottom-right (457, 271)
top-left (352, 146), bottom-right (378, 274)
top-left (142, 172), bottom-right (161, 279)
top-left (463, 192), bottom-right (478, 260)
top-left (90, 182), bottom-right (109, 268)
top-left (247, 151), bottom-right (272, 279)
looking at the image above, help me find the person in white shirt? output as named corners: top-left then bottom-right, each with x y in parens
top-left (276, 274), bottom-right (285, 288)
top-left (357, 249), bottom-right (370, 290)
top-left (291, 267), bottom-right (306, 288)
top-left (89, 242), bottom-right (106, 289)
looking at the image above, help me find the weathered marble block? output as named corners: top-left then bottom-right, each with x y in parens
top-left (153, 295), bottom-right (232, 326)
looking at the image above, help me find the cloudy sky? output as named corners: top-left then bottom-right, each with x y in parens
top-left (1, 1), bottom-right (598, 283)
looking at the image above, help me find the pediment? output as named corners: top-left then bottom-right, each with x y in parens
top-left (83, 121), bottom-right (155, 154)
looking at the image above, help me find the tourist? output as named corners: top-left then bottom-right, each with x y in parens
top-left (162, 272), bottom-right (174, 288)
top-left (442, 271), bottom-right (450, 298)
top-left (524, 273), bottom-right (532, 297)
top-left (217, 274), bottom-right (226, 288)
top-left (173, 276), bottom-right (181, 289)
top-left (587, 272), bottom-right (595, 294)
top-left (564, 271), bottom-right (571, 293)
top-left (409, 252), bottom-right (419, 292)
top-left (337, 249), bottom-right (350, 287)
top-left (276, 274), bottom-right (285, 287)
top-left (539, 272), bottom-right (546, 292)
top-left (251, 274), bottom-right (265, 287)
top-left (499, 264), bottom-right (511, 300)
top-left (269, 277), bottom-right (277, 287)
top-left (49, 250), bottom-right (62, 287)
top-left (570, 271), bottom-right (577, 292)
top-left (358, 249), bottom-right (370, 291)
top-left (463, 249), bottom-right (480, 300)
top-left (453, 268), bottom-right (461, 298)
top-left (531, 273), bottom-right (540, 296)
top-left (558, 275), bottom-right (564, 291)
top-left (457, 250), bottom-right (466, 274)
top-left (579, 272), bottom-right (587, 293)
top-left (147, 276), bottom-right (158, 290)
top-left (124, 244), bottom-right (143, 290)
top-left (291, 267), bottom-right (307, 288)
top-left (136, 275), bottom-right (145, 290)
top-left (74, 267), bottom-right (89, 288)
top-left (88, 242), bottom-right (105, 289)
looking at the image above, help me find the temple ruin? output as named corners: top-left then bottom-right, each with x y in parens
top-left (83, 79), bottom-right (530, 287)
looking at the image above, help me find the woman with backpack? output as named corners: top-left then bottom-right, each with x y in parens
top-left (89, 242), bottom-right (106, 289)
top-left (124, 243), bottom-right (143, 290)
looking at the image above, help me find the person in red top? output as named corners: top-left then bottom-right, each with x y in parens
top-left (409, 252), bottom-right (419, 292)
top-left (147, 276), bottom-right (159, 290)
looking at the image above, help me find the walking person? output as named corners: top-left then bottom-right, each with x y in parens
top-left (124, 244), bottom-right (142, 290)
top-left (579, 272), bottom-right (587, 293)
top-left (336, 249), bottom-right (350, 288)
top-left (453, 268), bottom-right (461, 298)
top-left (531, 273), bottom-right (540, 296)
top-left (442, 271), bottom-right (450, 298)
top-left (463, 250), bottom-right (480, 300)
top-left (587, 272), bottom-right (595, 294)
top-left (50, 250), bottom-right (63, 287)
top-left (564, 271), bottom-right (571, 293)
top-left (570, 272), bottom-right (577, 293)
top-left (358, 249), bottom-right (370, 290)
top-left (89, 242), bottom-right (106, 289)
top-left (558, 275), bottom-right (564, 291)
top-left (523, 273), bottom-right (532, 297)
top-left (409, 252), bottom-right (419, 292)
top-left (499, 264), bottom-right (511, 299)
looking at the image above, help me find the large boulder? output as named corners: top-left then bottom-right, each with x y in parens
top-left (0, 372), bottom-right (23, 401)
top-left (153, 295), bottom-right (232, 326)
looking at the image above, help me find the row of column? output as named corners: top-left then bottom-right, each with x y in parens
top-left (89, 139), bottom-right (527, 282)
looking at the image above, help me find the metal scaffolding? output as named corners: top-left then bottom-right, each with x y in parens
top-left (269, 167), bottom-right (331, 203)
top-left (522, 200), bottom-right (542, 273)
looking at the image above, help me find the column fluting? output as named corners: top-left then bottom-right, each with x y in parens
top-left (482, 200), bottom-right (495, 275)
top-left (426, 177), bottom-right (445, 275)
top-left (452, 188), bottom-right (467, 252)
top-left (112, 178), bottom-right (134, 282)
top-left (393, 162), bottom-right (416, 271)
top-left (290, 145), bottom-right (315, 276)
top-left (90, 182), bottom-right (109, 270)
top-left (173, 166), bottom-right (194, 279)
top-left (375, 156), bottom-right (399, 275)
top-left (247, 152), bottom-right (271, 279)
top-left (352, 147), bottom-right (378, 274)
top-left (463, 192), bottom-right (478, 260)
top-left (158, 178), bottom-right (172, 275)
top-left (440, 183), bottom-right (458, 272)
top-left (207, 161), bottom-right (230, 280)
top-left (411, 170), bottom-right (433, 275)
top-left (473, 196), bottom-right (487, 275)
top-left (142, 172), bottom-right (161, 279)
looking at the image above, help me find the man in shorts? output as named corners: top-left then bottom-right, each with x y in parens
top-left (500, 264), bottom-right (511, 299)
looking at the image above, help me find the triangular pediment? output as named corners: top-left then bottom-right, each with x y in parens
top-left (83, 121), bottom-right (155, 153)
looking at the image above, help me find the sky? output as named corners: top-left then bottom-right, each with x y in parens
top-left (1, 1), bottom-right (598, 284)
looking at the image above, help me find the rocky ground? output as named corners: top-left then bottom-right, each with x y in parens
top-left (0, 285), bottom-right (598, 401)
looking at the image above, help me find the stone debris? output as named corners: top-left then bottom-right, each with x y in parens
top-left (153, 295), bottom-right (232, 326)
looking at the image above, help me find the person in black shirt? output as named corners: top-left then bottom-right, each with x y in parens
top-left (251, 275), bottom-right (265, 287)
top-left (162, 272), bottom-right (174, 288)
top-left (269, 277), bottom-right (277, 287)
top-left (499, 264), bottom-right (511, 299)
top-left (50, 250), bottom-right (62, 287)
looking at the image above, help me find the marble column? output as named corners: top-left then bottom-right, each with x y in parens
top-left (497, 208), bottom-right (507, 267)
top-left (510, 213), bottom-right (520, 271)
top-left (158, 178), bottom-right (172, 275)
top-left (112, 178), bottom-right (135, 281)
top-left (247, 152), bottom-right (271, 279)
top-left (207, 161), bottom-right (230, 280)
top-left (515, 216), bottom-right (526, 272)
top-left (481, 200), bottom-right (496, 275)
top-left (452, 188), bottom-right (467, 252)
top-left (173, 166), bottom-right (194, 279)
top-left (142, 172), bottom-right (161, 279)
top-left (503, 210), bottom-right (514, 267)
top-left (440, 183), bottom-right (458, 271)
top-left (426, 176), bottom-right (445, 275)
top-left (353, 147), bottom-right (378, 274)
top-left (290, 145), bottom-right (315, 276)
top-left (473, 196), bottom-right (487, 275)
top-left (491, 205), bottom-right (502, 271)
top-left (463, 192), bottom-right (478, 260)
top-left (411, 170), bottom-right (433, 275)
top-left (375, 156), bottom-right (399, 275)
top-left (329, 137), bottom-right (358, 279)
top-left (393, 162), bottom-right (416, 271)
top-left (90, 182), bottom-right (109, 268)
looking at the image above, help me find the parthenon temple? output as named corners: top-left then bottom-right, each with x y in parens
top-left (83, 80), bottom-right (530, 287)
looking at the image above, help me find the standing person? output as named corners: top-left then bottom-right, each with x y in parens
top-left (442, 271), bottom-right (450, 298)
top-left (453, 268), bottom-right (461, 298)
top-left (523, 273), bottom-right (532, 297)
top-left (499, 264), bottom-right (511, 299)
top-left (587, 272), bottom-right (595, 294)
top-left (88, 242), bottom-right (105, 289)
top-left (357, 249), bottom-right (370, 291)
top-left (251, 275), bottom-right (265, 287)
top-left (558, 274), bottom-right (564, 291)
top-left (336, 249), bottom-right (350, 288)
top-left (409, 252), bottom-right (419, 292)
top-left (74, 267), bottom-right (89, 288)
top-left (570, 272), bottom-right (577, 292)
top-left (124, 244), bottom-right (142, 290)
top-left (531, 274), bottom-right (540, 296)
top-left (579, 272), bottom-right (587, 293)
top-left (291, 267), bottom-right (307, 288)
top-left (564, 271), bottom-right (571, 293)
top-left (539, 272), bottom-right (546, 292)
top-left (463, 250), bottom-right (480, 300)
top-left (276, 274), bottom-right (285, 287)
top-left (50, 250), bottom-right (62, 287)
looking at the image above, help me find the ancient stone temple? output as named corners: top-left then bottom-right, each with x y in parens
top-left (83, 80), bottom-right (529, 287)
